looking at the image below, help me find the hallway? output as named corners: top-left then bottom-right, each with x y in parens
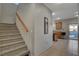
top-left (40, 39), bottom-right (78, 56)
top-left (0, 3), bottom-right (78, 56)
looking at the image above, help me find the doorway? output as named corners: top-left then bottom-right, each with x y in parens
top-left (68, 24), bottom-right (78, 55)
top-left (69, 24), bottom-right (78, 39)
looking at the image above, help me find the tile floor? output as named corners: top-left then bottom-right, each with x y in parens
top-left (40, 39), bottom-right (78, 56)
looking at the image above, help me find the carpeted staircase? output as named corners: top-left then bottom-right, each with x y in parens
top-left (0, 23), bottom-right (30, 56)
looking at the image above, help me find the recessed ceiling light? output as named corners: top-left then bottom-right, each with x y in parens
top-left (52, 12), bottom-right (55, 16)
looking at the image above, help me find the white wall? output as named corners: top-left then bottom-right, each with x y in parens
top-left (0, 4), bottom-right (17, 24)
top-left (16, 3), bottom-right (53, 55)
top-left (16, 3), bottom-right (36, 55)
top-left (0, 4), bottom-right (2, 22)
top-left (34, 4), bottom-right (52, 55)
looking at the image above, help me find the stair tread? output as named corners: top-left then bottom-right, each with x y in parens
top-left (0, 42), bottom-right (25, 49)
top-left (0, 23), bottom-right (28, 56)
top-left (0, 37), bottom-right (22, 41)
top-left (0, 34), bottom-right (21, 38)
top-left (1, 45), bottom-right (26, 55)
top-left (0, 38), bottom-right (23, 44)
top-left (0, 40), bottom-right (24, 47)
top-left (0, 26), bottom-right (17, 29)
top-left (0, 29), bottom-right (18, 32)
top-left (0, 24), bottom-right (16, 26)
top-left (0, 42), bottom-right (28, 56)
top-left (0, 23), bottom-right (16, 25)
top-left (1, 47), bottom-right (29, 56)
top-left (0, 31), bottom-right (19, 34)
top-left (0, 30), bottom-right (19, 34)
top-left (17, 50), bottom-right (30, 56)
top-left (0, 33), bottom-right (20, 36)
top-left (0, 27), bottom-right (17, 29)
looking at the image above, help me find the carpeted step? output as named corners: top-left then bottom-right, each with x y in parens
top-left (0, 23), bottom-right (30, 56)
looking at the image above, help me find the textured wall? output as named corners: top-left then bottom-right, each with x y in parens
top-left (0, 4), bottom-right (17, 24)
top-left (16, 3), bottom-right (53, 55)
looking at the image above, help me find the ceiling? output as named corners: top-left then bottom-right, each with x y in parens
top-left (44, 3), bottom-right (78, 20)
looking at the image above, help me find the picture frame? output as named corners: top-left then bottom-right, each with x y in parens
top-left (44, 17), bottom-right (48, 34)
top-left (56, 21), bottom-right (62, 30)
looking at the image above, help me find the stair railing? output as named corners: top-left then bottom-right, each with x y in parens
top-left (16, 11), bottom-right (28, 32)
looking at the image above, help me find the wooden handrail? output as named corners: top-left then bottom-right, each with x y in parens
top-left (16, 11), bottom-right (28, 32)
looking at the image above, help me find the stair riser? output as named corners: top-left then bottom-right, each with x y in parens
top-left (1, 45), bottom-right (26, 55)
top-left (0, 34), bottom-right (21, 38)
top-left (0, 31), bottom-right (19, 34)
top-left (0, 24), bottom-right (16, 26)
top-left (0, 37), bottom-right (22, 41)
top-left (0, 28), bottom-right (17, 30)
top-left (0, 31), bottom-right (20, 35)
top-left (0, 33), bottom-right (20, 37)
top-left (1, 47), bottom-right (27, 56)
top-left (0, 38), bottom-right (23, 45)
top-left (0, 35), bottom-right (21, 40)
top-left (0, 42), bottom-right (25, 50)
top-left (0, 23), bottom-right (15, 26)
top-left (0, 26), bottom-right (17, 29)
top-left (0, 27), bottom-right (17, 29)
top-left (0, 40), bottom-right (24, 47)
top-left (0, 30), bottom-right (19, 32)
